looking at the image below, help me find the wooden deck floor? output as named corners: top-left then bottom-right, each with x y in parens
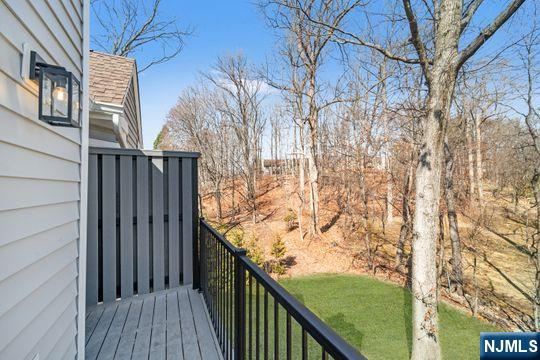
top-left (85, 286), bottom-right (222, 360)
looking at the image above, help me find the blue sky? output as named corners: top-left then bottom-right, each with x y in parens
top-left (93, 1), bottom-right (275, 148)
top-left (90, 1), bottom-right (533, 149)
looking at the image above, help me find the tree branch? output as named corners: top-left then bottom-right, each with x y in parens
top-left (276, 0), bottom-right (423, 64)
top-left (460, 0), bottom-right (484, 34)
top-left (457, 0), bottom-right (526, 69)
top-left (402, 0), bottom-right (431, 84)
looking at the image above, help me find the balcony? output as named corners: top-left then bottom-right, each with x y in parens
top-left (84, 147), bottom-right (365, 360)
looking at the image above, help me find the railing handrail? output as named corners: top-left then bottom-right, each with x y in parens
top-left (199, 219), bottom-right (366, 360)
top-left (200, 218), bottom-right (241, 254)
top-left (239, 255), bottom-right (366, 360)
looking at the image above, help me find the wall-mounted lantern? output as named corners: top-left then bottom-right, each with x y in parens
top-left (29, 51), bottom-right (81, 127)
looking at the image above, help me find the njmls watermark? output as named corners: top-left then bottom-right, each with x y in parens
top-left (481, 332), bottom-right (540, 359)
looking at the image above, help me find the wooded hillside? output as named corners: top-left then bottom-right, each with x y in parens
top-left (155, 1), bottom-right (539, 358)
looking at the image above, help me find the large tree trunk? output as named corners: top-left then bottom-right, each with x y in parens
top-left (411, 91), bottom-right (448, 360)
top-left (532, 169), bottom-right (540, 331)
top-left (411, 54), bottom-right (458, 360)
top-left (409, 0), bottom-right (464, 354)
top-left (444, 138), bottom-right (463, 293)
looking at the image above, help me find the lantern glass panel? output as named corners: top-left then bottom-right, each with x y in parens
top-left (41, 74), bottom-right (52, 117)
top-left (71, 77), bottom-right (80, 126)
top-left (41, 70), bottom-right (69, 120)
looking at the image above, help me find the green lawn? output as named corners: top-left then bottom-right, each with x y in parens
top-left (278, 274), bottom-right (500, 360)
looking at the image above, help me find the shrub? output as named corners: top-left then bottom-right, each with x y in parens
top-left (221, 225), bottom-right (265, 267)
top-left (270, 234), bottom-right (287, 276)
top-left (245, 236), bottom-right (265, 267)
top-left (283, 208), bottom-right (298, 231)
top-left (226, 227), bottom-right (246, 248)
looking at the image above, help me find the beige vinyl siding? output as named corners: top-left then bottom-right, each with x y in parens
top-left (0, 0), bottom-right (84, 359)
top-left (123, 79), bottom-right (142, 148)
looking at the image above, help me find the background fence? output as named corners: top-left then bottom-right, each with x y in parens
top-left (86, 147), bottom-right (199, 306)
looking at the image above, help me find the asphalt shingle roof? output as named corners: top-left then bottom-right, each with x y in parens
top-left (89, 50), bottom-right (136, 106)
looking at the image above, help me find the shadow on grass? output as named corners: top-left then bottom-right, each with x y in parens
top-left (402, 287), bottom-right (413, 358)
top-left (290, 291), bottom-right (365, 351)
top-left (326, 312), bottom-right (364, 350)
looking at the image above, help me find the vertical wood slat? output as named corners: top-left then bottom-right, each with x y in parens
top-left (168, 158), bottom-right (180, 288)
top-left (120, 156), bottom-right (134, 298)
top-left (87, 148), bottom-right (199, 306)
top-left (137, 156), bottom-right (150, 294)
top-left (102, 155), bottom-right (117, 303)
top-left (182, 158), bottom-right (193, 284)
top-left (86, 154), bottom-right (98, 306)
top-left (152, 158), bottom-right (165, 291)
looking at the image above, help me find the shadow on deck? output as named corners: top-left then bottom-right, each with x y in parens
top-left (85, 286), bottom-right (222, 360)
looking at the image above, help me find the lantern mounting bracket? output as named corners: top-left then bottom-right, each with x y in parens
top-left (28, 51), bottom-right (66, 81)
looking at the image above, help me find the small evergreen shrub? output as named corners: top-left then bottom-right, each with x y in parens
top-left (270, 234), bottom-right (287, 276)
top-left (283, 208), bottom-right (298, 231)
top-left (221, 225), bottom-right (265, 267)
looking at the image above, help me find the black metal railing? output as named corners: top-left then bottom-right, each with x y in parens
top-left (199, 219), bottom-right (366, 360)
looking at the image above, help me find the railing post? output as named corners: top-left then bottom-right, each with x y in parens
top-left (234, 249), bottom-right (247, 360)
top-left (199, 219), bottom-right (205, 293)
top-left (192, 159), bottom-right (200, 290)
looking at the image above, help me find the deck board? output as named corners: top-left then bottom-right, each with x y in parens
top-left (85, 305), bottom-right (104, 344)
top-left (85, 286), bottom-right (222, 360)
top-left (131, 295), bottom-right (155, 360)
top-left (115, 299), bottom-right (143, 360)
top-left (149, 293), bottom-right (167, 360)
top-left (189, 290), bottom-right (222, 359)
top-left (166, 291), bottom-right (183, 360)
top-left (97, 302), bottom-right (131, 360)
top-left (178, 287), bottom-right (201, 360)
top-left (86, 303), bottom-right (118, 360)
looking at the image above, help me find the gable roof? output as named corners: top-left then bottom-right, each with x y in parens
top-left (89, 50), bottom-right (136, 106)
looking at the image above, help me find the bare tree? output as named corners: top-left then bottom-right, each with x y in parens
top-left (506, 14), bottom-right (540, 329)
top-left (205, 53), bottom-right (266, 223)
top-left (166, 82), bottom-right (229, 221)
top-left (91, 0), bottom-right (190, 72)
top-left (293, 0), bottom-right (526, 357)
top-left (260, 30), bottom-right (310, 239)
top-left (261, 0), bottom-right (358, 236)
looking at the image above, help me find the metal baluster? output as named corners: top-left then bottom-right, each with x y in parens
top-left (256, 281), bottom-right (260, 360)
top-left (286, 313), bottom-right (291, 360)
top-left (274, 300), bottom-right (279, 360)
top-left (229, 252), bottom-right (233, 360)
top-left (264, 289), bottom-right (268, 360)
top-left (234, 250), bottom-right (247, 360)
top-left (302, 329), bottom-right (307, 360)
top-left (249, 273), bottom-right (253, 359)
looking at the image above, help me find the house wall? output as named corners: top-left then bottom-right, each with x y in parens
top-left (88, 79), bottom-right (142, 149)
top-left (123, 77), bottom-right (142, 148)
top-left (0, 1), bottom-right (88, 359)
